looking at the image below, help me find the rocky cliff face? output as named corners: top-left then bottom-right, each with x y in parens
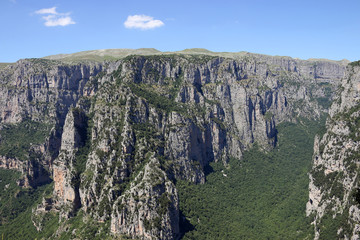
top-left (307, 61), bottom-right (360, 240)
top-left (0, 52), bottom-right (346, 239)
top-left (0, 59), bottom-right (103, 187)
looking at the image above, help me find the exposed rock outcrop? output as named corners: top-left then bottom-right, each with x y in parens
top-left (307, 62), bottom-right (360, 239)
top-left (0, 52), bottom-right (347, 239)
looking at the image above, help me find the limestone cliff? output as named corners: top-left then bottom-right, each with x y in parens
top-left (307, 61), bottom-right (360, 239)
top-left (0, 51), bottom-right (347, 239)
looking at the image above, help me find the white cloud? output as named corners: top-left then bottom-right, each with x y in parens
top-left (35, 7), bottom-right (58, 15)
top-left (43, 15), bottom-right (75, 27)
top-left (124, 15), bottom-right (164, 30)
top-left (35, 7), bottom-right (75, 27)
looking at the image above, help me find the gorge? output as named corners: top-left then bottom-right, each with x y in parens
top-left (0, 48), bottom-right (358, 239)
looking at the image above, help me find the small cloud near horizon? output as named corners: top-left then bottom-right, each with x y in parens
top-left (35, 7), bottom-right (75, 27)
top-left (124, 15), bottom-right (164, 30)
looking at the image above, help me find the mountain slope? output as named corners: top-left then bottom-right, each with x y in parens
top-left (0, 51), bottom-right (347, 239)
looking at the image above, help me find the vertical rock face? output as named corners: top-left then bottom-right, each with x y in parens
top-left (110, 158), bottom-right (179, 239)
top-left (307, 62), bottom-right (360, 240)
top-left (0, 59), bottom-right (102, 187)
top-left (0, 59), bottom-right (102, 124)
top-left (53, 108), bottom-right (89, 217)
top-left (0, 52), bottom-right (347, 239)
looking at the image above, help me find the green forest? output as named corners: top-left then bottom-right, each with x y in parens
top-left (177, 118), bottom-right (324, 239)
top-left (0, 169), bottom-right (57, 239)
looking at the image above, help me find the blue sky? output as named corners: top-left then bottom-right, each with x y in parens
top-left (1, 0), bottom-right (359, 62)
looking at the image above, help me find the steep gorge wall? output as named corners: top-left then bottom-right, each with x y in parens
top-left (0, 54), bottom-right (346, 239)
top-left (0, 59), bottom-right (103, 123)
top-left (307, 62), bottom-right (360, 240)
top-left (0, 59), bottom-right (103, 187)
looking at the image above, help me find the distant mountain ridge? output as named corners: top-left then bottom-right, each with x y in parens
top-left (42, 48), bottom-right (350, 64)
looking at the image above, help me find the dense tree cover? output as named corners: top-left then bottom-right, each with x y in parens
top-left (0, 169), bottom-right (56, 239)
top-left (0, 120), bottom-right (50, 160)
top-left (177, 118), bottom-right (324, 239)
